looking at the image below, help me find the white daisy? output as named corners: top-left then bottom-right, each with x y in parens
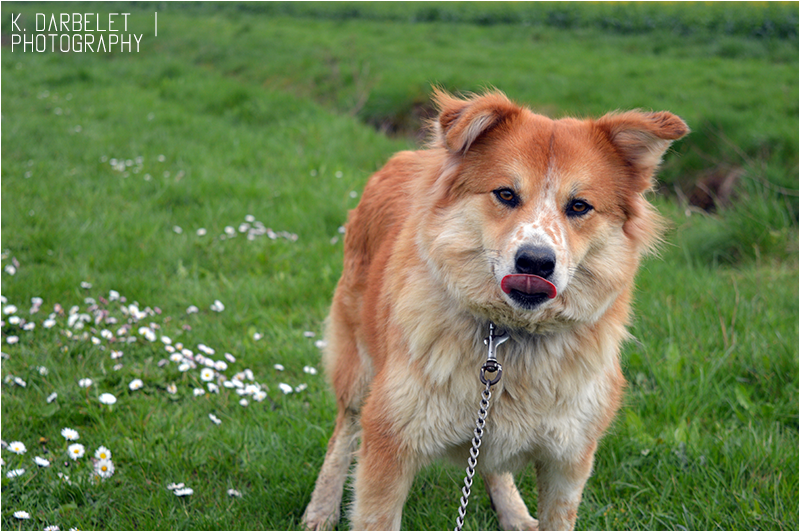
top-left (68, 443), bottom-right (85, 460)
top-left (200, 368), bottom-right (215, 382)
top-left (47, 392), bottom-right (58, 403)
top-left (214, 360), bottom-right (227, 372)
top-left (78, 378), bottom-right (93, 388)
top-left (198, 344), bottom-right (214, 355)
top-left (166, 383), bottom-right (177, 394)
top-left (274, 364), bottom-right (285, 371)
top-left (7, 468), bottom-right (26, 478)
top-left (34, 456), bottom-right (51, 467)
top-left (167, 482), bottom-right (184, 490)
top-left (227, 488), bottom-right (242, 497)
top-left (208, 413), bottom-right (222, 425)
top-left (253, 390), bottom-right (267, 402)
top-left (94, 446), bottom-right (112, 461)
top-left (99, 393), bottom-right (117, 405)
top-left (43, 318), bottom-right (57, 328)
top-left (303, 331), bottom-right (316, 338)
top-left (303, 365), bottom-right (318, 375)
top-left (95, 458), bottom-right (115, 479)
top-left (210, 300), bottom-right (225, 312)
top-left (129, 378), bottom-right (144, 391)
top-left (13, 510), bottom-right (30, 520)
top-left (239, 398), bottom-right (249, 407)
top-left (278, 383), bottom-right (293, 394)
top-left (6, 335), bottom-right (19, 345)
top-left (186, 305), bottom-right (199, 314)
top-left (295, 383), bottom-right (308, 393)
top-left (174, 487), bottom-right (194, 497)
top-left (44, 525), bottom-right (60, 531)
top-left (61, 428), bottom-right (79, 441)
top-left (225, 353), bottom-right (236, 363)
top-left (193, 388), bottom-right (205, 397)
top-left (9, 440), bottom-right (27, 454)
top-left (207, 382), bottom-right (219, 393)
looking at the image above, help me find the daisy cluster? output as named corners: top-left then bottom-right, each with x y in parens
top-left (3, 428), bottom-right (115, 529)
top-left (1, 279), bottom-right (323, 525)
top-left (1, 283), bottom-right (320, 405)
top-left (174, 213), bottom-right (300, 243)
top-left (72, 153), bottom-right (303, 244)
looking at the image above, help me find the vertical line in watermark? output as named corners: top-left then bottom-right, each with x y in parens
top-left (155, 12), bottom-right (158, 37)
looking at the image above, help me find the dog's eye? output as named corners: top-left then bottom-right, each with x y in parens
top-left (494, 188), bottom-right (519, 207)
top-left (566, 199), bottom-right (593, 217)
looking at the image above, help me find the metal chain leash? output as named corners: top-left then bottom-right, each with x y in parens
top-left (454, 323), bottom-right (509, 532)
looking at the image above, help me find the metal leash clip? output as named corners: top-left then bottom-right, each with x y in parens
top-left (480, 322), bottom-right (508, 386)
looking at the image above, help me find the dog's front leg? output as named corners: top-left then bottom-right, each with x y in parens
top-left (350, 396), bottom-right (419, 530)
top-left (484, 472), bottom-right (539, 530)
top-left (534, 441), bottom-right (597, 531)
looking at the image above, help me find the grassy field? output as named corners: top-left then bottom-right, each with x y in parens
top-left (1, 2), bottom-right (797, 530)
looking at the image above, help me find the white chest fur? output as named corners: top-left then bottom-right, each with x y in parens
top-left (386, 328), bottom-right (620, 473)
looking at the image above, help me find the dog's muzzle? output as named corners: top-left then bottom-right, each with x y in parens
top-left (501, 246), bottom-right (558, 309)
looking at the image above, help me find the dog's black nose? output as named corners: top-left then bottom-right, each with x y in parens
top-left (514, 246), bottom-right (556, 279)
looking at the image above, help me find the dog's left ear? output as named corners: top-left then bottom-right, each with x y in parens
top-left (432, 89), bottom-right (522, 155)
top-left (595, 111), bottom-right (689, 191)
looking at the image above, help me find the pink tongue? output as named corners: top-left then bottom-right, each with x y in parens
top-left (501, 274), bottom-right (557, 299)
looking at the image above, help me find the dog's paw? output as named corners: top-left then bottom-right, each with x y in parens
top-left (300, 506), bottom-right (339, 531)
top-left (500, 516), bottom-right (539, 531)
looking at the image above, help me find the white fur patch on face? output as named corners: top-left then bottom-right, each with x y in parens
top-left (496, 196), bottom-right (571, 304)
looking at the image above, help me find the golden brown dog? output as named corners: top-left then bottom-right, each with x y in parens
top-left (302, 90), bottom-right (688, 530)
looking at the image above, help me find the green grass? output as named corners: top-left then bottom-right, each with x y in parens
top-left (2, 2), bottom-right (797, 530)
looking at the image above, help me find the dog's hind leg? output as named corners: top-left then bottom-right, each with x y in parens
top-left (302, 407), bottom-right (360, 530)
top-left (302, 308), bottom-right (369, 531)
top-left (484, 472), bottom-right (539, 531)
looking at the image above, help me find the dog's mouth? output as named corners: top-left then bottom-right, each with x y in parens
top-left (501, 274), bottom-right (557, 309)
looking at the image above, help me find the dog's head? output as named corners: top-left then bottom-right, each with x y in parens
top-left (420, 90), bottom-right (688, 331)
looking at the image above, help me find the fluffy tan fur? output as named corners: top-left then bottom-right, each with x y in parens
top-left (302, 90), bottom-right (688, 531)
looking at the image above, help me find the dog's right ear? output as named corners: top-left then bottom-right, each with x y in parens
top-left (432, 89), bottom-right (522, 155)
